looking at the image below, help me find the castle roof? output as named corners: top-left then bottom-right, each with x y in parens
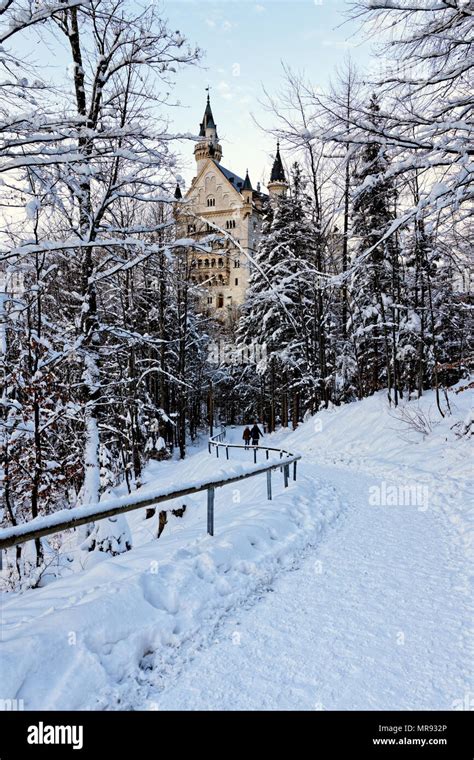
top-left (199, 94), bottom-right (217, 137)
top-left (242, 170), bottom-right (252, 191)
top-left (214, 162), bottom-right (246, 191)
top-left (270, 141), bottom-right (286, 183)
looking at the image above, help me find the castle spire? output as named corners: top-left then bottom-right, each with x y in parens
top-left (195, 88), bottom-right (222, 170)
top-left (268, 141), bottom-right (288, 196)
top-left (270, 141), bottom-right (286, 183)
top-left (199, 90), bottom-right (217, 138)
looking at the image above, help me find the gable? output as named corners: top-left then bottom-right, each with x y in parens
top-left (185, 159), bottom-right (244, 210)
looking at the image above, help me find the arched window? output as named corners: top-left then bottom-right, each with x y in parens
top-left (218, 258), bottom-right (223, 268)
top-left (234, 259), bottom-right (240, 268)
top-left (217, 294), bottom-right (224, 308)
top-left (207, 197), bottom-right (215, 207)
top-left (211, 258), bottom-right (216, 268)
top-left (197, 259), bottom-right (202, 268)
top-left (204, 259), bottom-right (209, 268)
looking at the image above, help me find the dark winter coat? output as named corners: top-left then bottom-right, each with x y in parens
top-left (250, 424), bottom-right (263, 441)
top-left (242, 428), bottom-right (251, 441)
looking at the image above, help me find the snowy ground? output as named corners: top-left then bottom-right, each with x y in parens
top-left (0, 386), bottom-right (472, 710)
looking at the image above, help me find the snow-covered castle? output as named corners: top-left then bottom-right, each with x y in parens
top-left (174, 94), bottom-right (288, 322)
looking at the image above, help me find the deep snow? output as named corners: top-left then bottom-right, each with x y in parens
top-left (0, 386), bottom-right (472, 710)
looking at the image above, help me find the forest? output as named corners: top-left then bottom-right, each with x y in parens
top-left (0, 0), bottom-right (472, 588)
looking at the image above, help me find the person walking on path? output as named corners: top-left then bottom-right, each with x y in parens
top-left (242, 427), bottom-right (251, 448)
top-left (250, 421), bottom-right (263, 447)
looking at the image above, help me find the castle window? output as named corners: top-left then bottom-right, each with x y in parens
top-left (197, 259), bottom-right (202, 268)
top-left (187, 224), bottom-right (195, 233)
top-left (204, 259), bottom-right (209, 268)
top-left (211, 258), bottom-right (216, 268)
top-left (234, 259), bottom-right (240, 268)
top-left (235, 278), bottom-right (239, 286)
top-left (218, 258), bottom-right (223, 268)
top-left (207, 197), bottom-right (216, 207)
top-left (217, 294), bottom-right (224, 308)
top-left (207, 296), bottom-right (213, 304)
top-left (225, 219), bottom-right (236, 230)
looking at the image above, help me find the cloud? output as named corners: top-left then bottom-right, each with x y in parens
top-left (205, 17), bottom-right (235, 33)
top-left (254, 4), bottom-right (265, 12)
top-left (217, 81), bottom-right (233, 101)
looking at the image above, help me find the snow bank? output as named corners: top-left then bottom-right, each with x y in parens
top-left (1, 385), bottom-right (471, 710)
top-left (0, 439), bottom-right (340, 710)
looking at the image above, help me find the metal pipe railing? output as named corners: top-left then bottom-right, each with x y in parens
top-left (0, 426), bottom-right (301, 551)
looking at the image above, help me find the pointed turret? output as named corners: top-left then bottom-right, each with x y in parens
top-left (242, 170), bottom-right (252, 191)
top-left (268, 141), bottom-right (288, 196)
top-left (194, 90), bottom-right (222, 172)
top-left (242, 169), bottom-right (252, 204)
top-left (199, 94), bottom-right (217, 137)
top-left (174, 182), bottom-right (182, 199)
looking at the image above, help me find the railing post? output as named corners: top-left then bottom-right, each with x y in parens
top-left (267, 469), bottom-right (272, 501)
top-left (216, 445), bottom-right (219, 458)
top-left (293, 460), bottom-right (297, 481)
top-left (207, 486), bottom-right (215, 536)
top-left (283, 463), bottom-right (289, 488)
top-left (226, 446), bottom-right (229, 460)
top-left (208, 442), bottom-right (211, 454)
top-left (253, 447), bottom-right (257, 464)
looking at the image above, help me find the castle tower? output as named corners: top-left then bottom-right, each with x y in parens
top-left (242, 169), bottom-right (253, 206)
top-left (194, 94), bottom-right (223, 174)
top-left (267, 141), bottom-right (288, 196)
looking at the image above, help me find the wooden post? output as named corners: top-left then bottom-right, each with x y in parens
top-left (293, 461), bottom-right (297, 481)
top-left (216, 445), bottom-right (219, 458)
top-left (253, 447), bottom-right (257, 464)
top-left (266, 449), bottom-right (269, 460)
top-left (226, 446), bottom-right (229, 460)
top-left (207, 487), bottom-right (215, 536)
top-left (284, 464), bottom-right (289, 488)
top-left (267, 470), bottom-right (272, 501)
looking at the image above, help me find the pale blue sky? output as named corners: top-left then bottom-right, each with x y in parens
top-left (13, 1), bottom-right (379, 190)
top-left (162, 0), bottom-right (376, 188)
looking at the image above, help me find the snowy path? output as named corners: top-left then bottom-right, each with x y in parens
top-left (1, 391), bottom-right (471, 711)
top-left (138, 461), bottom-right (471, 710)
